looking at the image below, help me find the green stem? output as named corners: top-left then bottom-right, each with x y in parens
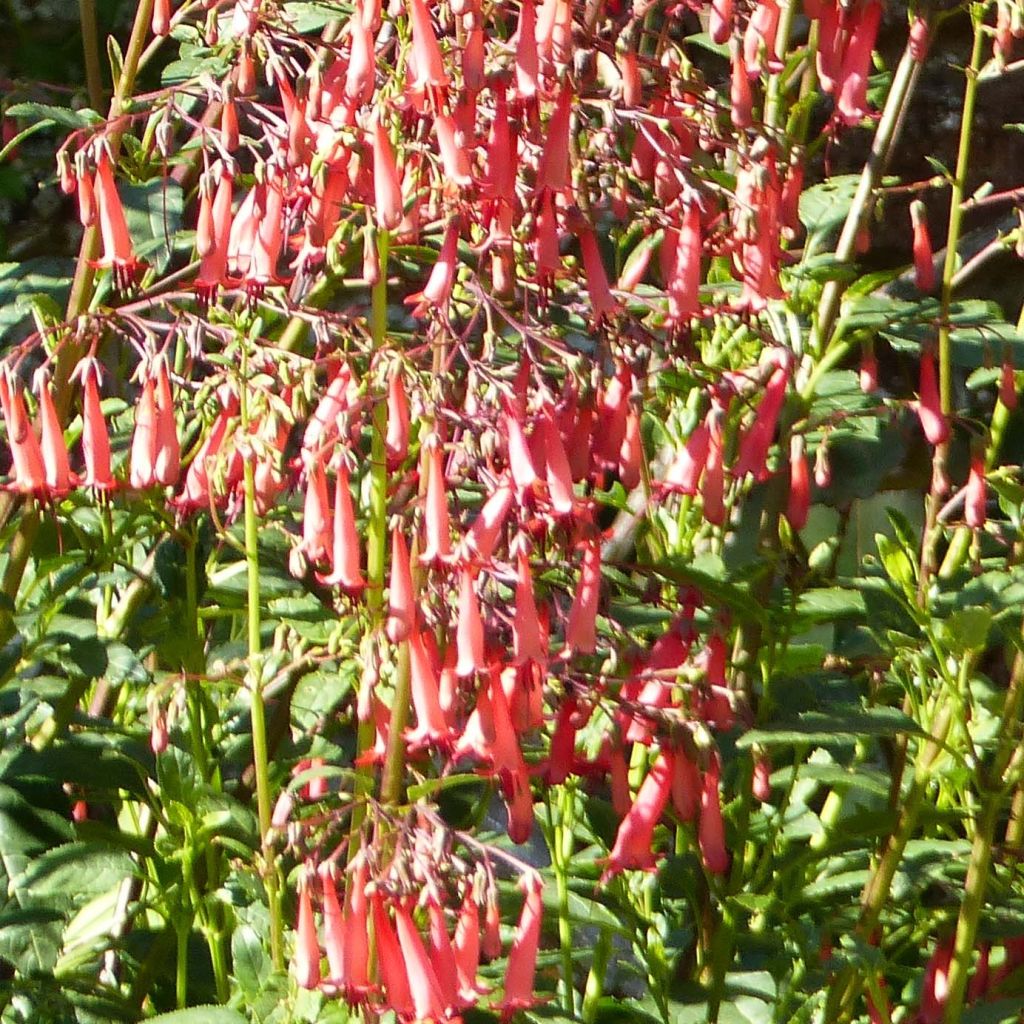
top-left (78, 0), bottom-right (105, 111)
top-left (942, 645), bottom-right (1024, 1023)
top-left (240, 344), bottom-right (283, 970)
top-left (357, 230), bottom-right (394, 814)
top-left (920, 7), bottom-right (985, 592)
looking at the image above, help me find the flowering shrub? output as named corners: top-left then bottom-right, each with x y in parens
top-left (2, 0), bottom-right (1024, 1023)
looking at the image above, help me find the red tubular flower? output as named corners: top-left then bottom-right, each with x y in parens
top-left (153, 356), bottom-right (180, 487)
top-left (129, 376), bottom-right (158, 490)
top-left (619, 405), bottom-right (643, 491)
top-left (301, 459), bottom-right (333, 567)
top-left (539, 408), bottom-right (575, 516)
top-left (76, 359), bottom-right (115, 490)
top-left (860, 345), bottom-right (879, 394)
top-left (495, 873), bottom-right (543, 1019)
top-left (372, 120), bottom-right (404, 231)
top-left (177, 392), bottom-right (236, 510)
top-left (664, 420), bottom-right (710, 495)
top-left (76, 165), bottom-right (96, 228)
top-left (911, 200), bottom-right (936, 293)
top-left (909, 15), bottom-right (930, 61)
top-left (455, 569), bottom-right (486, 677)
top-left (564, 537), bottom-right (601, 655)
top-left (916, 350), bottom-right (949, 446)
top-left (453, 890), bottom-right (483, 999)
top-left (303, 363), bottom-right (353, 457)
top-left (482, 888), bottom-right (502, 962)
top-left (372, 894), bottom-right (415, 1017)
top-left (407, 218), bottom-right (460, 318)
top-left (964, 455), bottom-right (986, 529)
top-left (594, 364), bottom-right (630, 475)
top-left (730, 46), bottom-right (753, 129)
top-left (505, 404), bottom-right (539, 497)
top-left (387, 527), bottom-right (414, 643)
top-left (152, 0), bottom-right (171, 36)
top-left (196, 162), bottom-right (233, 304)
top-left (537, 88), bottom-right (572, 194)
top-left (407, 0), bottom-right (449, 107)
top-left (420, 440), bottom-right (453, 565)
top-left (835, 0), bottom-right (882, 125)
top-left (385, 364), bottom-right (410, 468)
top-left (1000, 357), bottom-right (1018, 409)
top-left (751, 750), bottom-right (772, 802)
top-left (33, 370), bottom-right (72, 496)
top-left (545, 695), bottom-right (578, 785)
top-left (344, 858), bottom-right (371, 997)
top-left (426, 899), bottom-right (461, 1009)
top-left (577, 223), bottom-right (619, 324)
top-left (293, 879), bottom-right (321, 990)
top-left (601, 750), bottom-right (675, 880)
top-left (407, 627), bottom-right (453, 749)
top-left (671, 750), bottom-right (700, 822)
top-left (710, 0), bottom-right (733, 44)
top-left (321, 865), bottom-right (347, 989)
top-left (702, 402), bottom-right (726, 525)
top-left (515, 0), bottom-right (538, 100)
top-left (744, 0), bottom-right (781, 76)
top-left (93, 150), bottom-right (140, 291)
top-left (919, 935), bottom-right (955, 1024)
top-left (698, 755), bottom-right (730, 876)
top-left (786, 435), bottom-right (810, 531)
top-left (733, 359), bottom-right (789, 481)
top-left (668, 201), bottom-right (702, 324)
top-left (394, 901), bottom-right (449, 1022)
top-left (534, 189), bottom-right (561, 286)
top-left (513, 548), bottom-right (545, 664)
top-left (463, 476), bottom-right (513, 562)
top-left (316, 462), bottom-right (366, 591)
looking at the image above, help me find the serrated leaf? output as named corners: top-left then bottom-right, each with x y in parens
top-left (145, 1009), bottom-right (249, 1024)
top-left (738, 706), bottom-right (923, 747)
top-left (5, 102), bottom-right (100, 129)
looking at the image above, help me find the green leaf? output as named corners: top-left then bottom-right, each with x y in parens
top-left (795, 588), bottom-right (867, 624)
top-left (738, 706), bottom-right (923, 748)
top-left (145, 1009), bottom-right (249, 1024)
top-left (5, 102), bottom-right (101, 129)
top-left (291, 667), bottom-right (355, 732)
top-left (940, 607), bottom-right (991, 653)
top-left (0, 259), bottom-right (75, 343)
top-left (800, 175), bottom-right (860, 250)
top-left (231, 923), bottom-right (270, 999)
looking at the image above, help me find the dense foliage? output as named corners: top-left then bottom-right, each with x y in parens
top-left (2, 1), bottom-right (1024, 1023)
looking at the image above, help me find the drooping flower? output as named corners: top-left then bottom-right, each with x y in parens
top-left (916, 349), bottom-right (949, 446)
top-left (33, 369), bottom-right (72, 496)
top-left (698, 754), bottom-right (730, 876)
top-left (564, 537), bottom-right (601, 655)
top-left (600, 750), bottom-right (674, 880)
top-left (93, 149), bottom-right (141, 290)
top-left (420, 439), bottom-right (453, 565)
top-left (292, 877), bottom-right (321, 990)
top-left (76, 358), bottom-right (115, 490)
top-left (387, 527), bottom-right (415, 643)
top-left (316, 461), bottom-right (366, 591)
top-left (911, 200), bottom-right (936, 293)
top-left (455, 569), bottom-right (486, 677)
top-left (495, 873), bottom-right (544, 1020)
